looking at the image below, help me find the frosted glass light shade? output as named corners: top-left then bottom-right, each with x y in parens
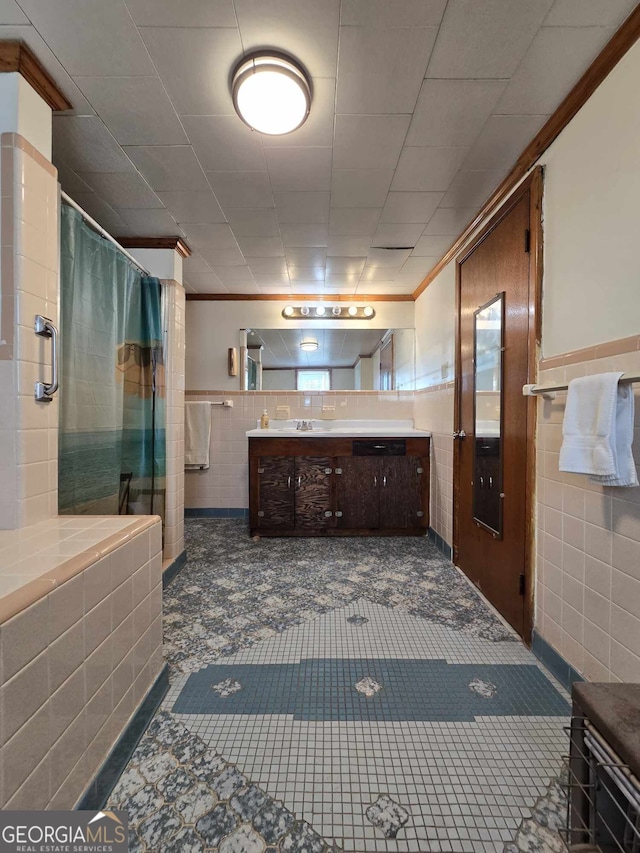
top-left (232, 53), bottom-right (311, 136)
top-left (300, 339), bottom-right (319, 352)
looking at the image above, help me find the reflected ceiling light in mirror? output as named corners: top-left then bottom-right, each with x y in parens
top-left (281, 305), bottom-right (376, 320)
top-left (232, 52), bottom-right (311, 135)
top-left (300, 338), bottom-right (319, 352)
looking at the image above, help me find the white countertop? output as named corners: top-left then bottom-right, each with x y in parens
top-left (246, 419), bottom-right (431, 438)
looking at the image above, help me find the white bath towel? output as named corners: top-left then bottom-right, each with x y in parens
top-left (559, 372), bottom-right (638, 487)
top-left (185, 402), bottom-right (212, 470)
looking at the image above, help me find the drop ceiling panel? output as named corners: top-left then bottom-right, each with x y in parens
top-left (181, 223), bottom-right (239, 251)
top-left (138, 26), bottom-right (242, 115)
top-left (182, 116), bottom-right (266, 172)
top-left (422, 208), bottom-right (476, 237)
top-left (265, 147), bottom-right (333, 192)
top-left (211, 265), bottom-right (255, 281)
top-left (340, 0), bottom-right (447, 27)
top-left (279, 224), bottom-right (329, 248)
top-left (73, 77), bottom-right (188, 146)
top-left (329, 208), bottom-right (382, 236)
top-left (76, 171), bottom-right (163, 210)
top-left (461, 115), bottom-right (548, 171)
top-left (336, 25), bottom-right (438, 114)
top-left (123, 0), bottom-right (238, 28)
top-left (330, 170), bottom-right (394, 208)
top-left (406, 79), bottom-right (508, 148)
top-left (274, 192), bottom-right (330, 224)
top-left (325, 257), bottom-right (366, 275)
top-left (0, 0), bottom-right (29, 24)
top-left (372, 224), bottom-right (425, 248)
top-left (380, 192), bottom-right (443, 224)
top-left (495, 26), bottom-right (616, 116)
top-left (236, 237), bottom-right (285, 258)
top-left (56, 162), bottom-right (93, 195)
top-left (440, 170), bottom-right (507, 210)
top-left (543, 0), bottom-right (638, 27)
top-left (53, 116), bottom-right (135, 173)
top-left (247, 257), bottom-right (289, 275)
top-left (226, 209), bottom-right (280, 237)
top-left (286, 248), bottom-right (327, 266)
top-left (327, 236), bottom-right (372, 257)
top-left (391, 147), bottom-right (469, 192)
top-left (426, 0), bottom-right (555, 78)
top-left (206, 172), bottom-right (274, 209)
top-left (333, 115), bottom-right (410, 170)
top-left (367, 248), bottom-right (411, 268)
top-left (411, 236), bottom-right (455, 257)
top-left (181, 270), bottom-right (225, 292)
top-left (66, 193), bottom-right (127, 235)
top-left (288, 267), bottom-right (325, 282)
top-left (402, 255), bottom-right (444, 277)
top-left (18, 0), bottom-right (155, 77)
top-left (156, 192), bottom-right (226, 225)
top-left (255, 327), bottom-right (388, 368)
top-left (199, 247), bottom-right (246, 267)
top-left (233, 0), bottom-right (340, 79)
top-left (124, 145), bottom-right (206, 192)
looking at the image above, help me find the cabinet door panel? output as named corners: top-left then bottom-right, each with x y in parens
top-left (295, 456), bottom-right (332, 528)
top-left (258, 456), bottom-right (295, 528)
top-left (335, 457), bottom-right (380, 529)
top-left (380, 456), bottom-right (423, 528)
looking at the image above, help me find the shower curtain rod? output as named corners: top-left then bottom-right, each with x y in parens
top-left (60, 190), bottom-right (151, 276)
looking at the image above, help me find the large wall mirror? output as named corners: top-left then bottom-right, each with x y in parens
top-left (473, 293), bottom-right (504, 537)
top-left (240, 328), bottom-right (415, 391)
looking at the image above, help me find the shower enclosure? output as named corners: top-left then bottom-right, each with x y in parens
top-left (57, 203), bottom-right (166, 523)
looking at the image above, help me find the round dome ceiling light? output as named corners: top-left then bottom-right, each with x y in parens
top-left (348, 305), bottom-right (358, 316)
top-left (315, 305), bottom-right (326, 316)
top-left (300, 339), bottom-right (319, 352)
top-left (232, 52), bottom-right (312, 136)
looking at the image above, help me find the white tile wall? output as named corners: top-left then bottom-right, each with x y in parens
top-left (414, 383), bottom-right (454, 546)
top-left (163, 280), bottom-right (185, 560)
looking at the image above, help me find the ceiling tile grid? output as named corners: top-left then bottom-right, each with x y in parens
top-left (7, 0), bottom-right (635, 294)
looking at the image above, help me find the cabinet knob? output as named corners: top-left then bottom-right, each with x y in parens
top-left (335, 468), bottom-right (342, 475)
top-left (417, 511), bottom-right (424, 517)
top-left (416, 467), bottom-right (424, 474)
top-left (257, 510), bottom-right (265, 517)
top-left (335, 511), bottom-right (343, 517)
top-left (324, 468), bottom-right (332, 474)
top-left (324, 511), bottom-right (333, 517)
top-left (257, 467), bottom-right (264, 474)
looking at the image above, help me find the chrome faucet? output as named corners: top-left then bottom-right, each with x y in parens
top-left (296, 419), bottom-right (314, 431)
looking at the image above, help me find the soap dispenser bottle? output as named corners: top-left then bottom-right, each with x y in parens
top-left (260, 409), bottom-right (269, 429)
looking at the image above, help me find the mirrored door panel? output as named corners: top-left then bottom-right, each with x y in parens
top-left (473, 293), bottom-right (504, 537)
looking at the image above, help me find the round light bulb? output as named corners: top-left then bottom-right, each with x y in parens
top-left (284, 305), bottom-right (294, 316)
top-left (300, 306), bottom-right (310, 316)
top-left (315, 305), bottom-right (326, 316)
top-left (332, 306), bottom-right (341, 316)
top-left (363, 306), bottom-right (374, 317)
top-left (348, 305), bottom-right (358, 316)
top-left (232, 54), bottom-right (311, 136)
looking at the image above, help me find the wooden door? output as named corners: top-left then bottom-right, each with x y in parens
top-left (380, 456), bottom-right (424, 529)
top-left (335, 457), bottom-right (380, 529)
top-left (455, 172), bottom-right (541, 639)
top-left (294, 456), bottom-right (332, 529)
top-left (257, 456), bottom-right (295, 529)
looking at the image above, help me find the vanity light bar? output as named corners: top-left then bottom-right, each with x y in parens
top-left (282, 305), bottom-right (375, 320)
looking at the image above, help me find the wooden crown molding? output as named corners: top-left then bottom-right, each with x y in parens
top-left (118, 236), bottom-right (192, 258)
top-left (185, 293), bottom-right (414, 302)
top-left (412, 3), bottom-right (640, 301)
top-left (0, 41), bottom-right (72, 111)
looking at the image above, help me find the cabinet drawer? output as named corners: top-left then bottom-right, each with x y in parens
top-left (352, 439), bottom-right (406, 456)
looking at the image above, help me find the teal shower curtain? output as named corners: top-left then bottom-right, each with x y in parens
top-left (58, 205), bottom-right (166, 520)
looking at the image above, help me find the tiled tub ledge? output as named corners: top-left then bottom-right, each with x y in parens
top-left (0, 514), bottom-right (165, 810)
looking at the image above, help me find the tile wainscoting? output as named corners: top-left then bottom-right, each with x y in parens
top-left (184, 390), bottom-right (414, 512)
top-left (414, 382), bottom-right (454, 549)
top-left (535, 335), bottom-right (640, 682)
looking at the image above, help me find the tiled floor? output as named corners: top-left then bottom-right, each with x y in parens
top-left (108, 520), bottom-right (570, 852)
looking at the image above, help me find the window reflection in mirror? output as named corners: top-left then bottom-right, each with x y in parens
top-left (472, 293), bottom-right (504, 537)
top-left (242, 328), bottom-right (415, 391)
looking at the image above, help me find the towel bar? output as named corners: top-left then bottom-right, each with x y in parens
top-left (523, 372), bottom-right (640, 399)
top-left (210, 400), bottom-right (234, 407)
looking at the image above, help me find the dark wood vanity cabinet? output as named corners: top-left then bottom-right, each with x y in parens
top-left (249, 437), bottom-right (430, 537)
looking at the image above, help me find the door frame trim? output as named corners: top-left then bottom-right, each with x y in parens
top-left (453, 166), bottom-right (543, 644)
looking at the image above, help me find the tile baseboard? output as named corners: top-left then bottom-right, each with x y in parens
top-left (428, 527), bottom-right (452, 561)
top-left (532, 630), bottom-right (585, 692)
top-left (76, 665), bottom-right (169, 811)
top-left (163, 549), bottom-right (187, 588)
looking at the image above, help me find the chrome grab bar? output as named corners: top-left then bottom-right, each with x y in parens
top-left (34, 314), bottom-right (59, 403)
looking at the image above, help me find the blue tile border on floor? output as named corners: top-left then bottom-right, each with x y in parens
top-left (173, 658), bottom-right (569, 721)
top-left (162, 549), bottom-right (187, 587)
top-left (185, 507), bottom-right (249, 519)
top-left (76, 665), bottom-right (170, 810)
top-left (428, 527), bottom-right (452, 560)
top-left (532, 629), bottom-right (584, 692)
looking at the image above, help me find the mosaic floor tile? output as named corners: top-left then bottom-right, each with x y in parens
top-left (106, 520), bottom-right (570, 852)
